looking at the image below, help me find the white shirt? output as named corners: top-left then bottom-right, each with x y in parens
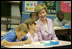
top-left (44, 23), bottom-right (48, 30)
top-left (27, 32), bottom-right (38, 42)
top-left (53, 18), bottom-right (71, 26)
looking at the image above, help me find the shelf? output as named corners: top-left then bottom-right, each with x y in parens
top-left (7, 1), bottom-right (21, 4)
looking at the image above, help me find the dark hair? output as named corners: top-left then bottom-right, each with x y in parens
top-left (24, 19), bottom-right (36, 29)
top-left (30, 12), bottom-right (37, 18)
top-left (57, 10), bottom-right (64, 17)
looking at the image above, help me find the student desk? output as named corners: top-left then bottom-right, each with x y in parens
top-left (54, 26), bottom-right (71, 30)
top-left (54, 26), bottom-right (71, 40)
top-left (4, 40), bottom-right (71, 48)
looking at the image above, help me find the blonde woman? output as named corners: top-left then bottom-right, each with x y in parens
top-left (35, 3), bottom-right (58, 41)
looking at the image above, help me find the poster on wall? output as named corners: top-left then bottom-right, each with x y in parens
top-left (43, 1), bottom-right (56, 14)
top-left (25, 1), bottom-right (37, 12)
top-left (61, 1), bottom-right (71, 13)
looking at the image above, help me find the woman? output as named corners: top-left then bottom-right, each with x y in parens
top-left (35, 3), bottom-right (58, 41)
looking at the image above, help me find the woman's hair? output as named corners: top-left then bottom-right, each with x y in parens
top-left (57, 10), bottom-right (64, 17)
top-left (16, 24), bottom-right (28, 33)
top-left (24, 19), bottom-right (36, 29)
top-left (36, 8), bottom-right (48, 16)
top-left (35, 3), bottom-right (48, 16)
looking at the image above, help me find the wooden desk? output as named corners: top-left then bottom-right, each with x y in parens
top-left (54, 26), bottom-right (71, 40)
top-left (54, 26), bottom-right (71, 35)
top-left (4, 40), bottom-right (71, 48)
top-left (54, 26), bottom-right (71, 30)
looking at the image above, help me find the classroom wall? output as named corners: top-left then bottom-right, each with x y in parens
top-left (58, 1), bottom-right (71, 21)
top-left (22, 1), bottom-right (71, 23)
top-left (22, 1), bottom-right (58, 22)
top-left (22, 1), bottom-right (44, 22)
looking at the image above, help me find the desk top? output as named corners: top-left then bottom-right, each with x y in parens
top-left (4, 40), bottom-right (71, 48)
top-left (54, 26), bottom-right (71, 30)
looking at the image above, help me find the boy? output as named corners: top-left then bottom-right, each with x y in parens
top-left (54, 10), bottom-right (71, 26)
top-left (1, 24), bottom-right (32, 47)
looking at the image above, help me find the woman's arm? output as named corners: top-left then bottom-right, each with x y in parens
top-left (50, 19), bottom-right (58, 40)
top-left (36, 26), bottom-right (42, 41)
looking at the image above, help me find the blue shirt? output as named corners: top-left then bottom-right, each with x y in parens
top-left (1, 29), bottom-right (28, 42)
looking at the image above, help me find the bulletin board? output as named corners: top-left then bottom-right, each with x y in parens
top-left (43, 1), bottom-right (57, 14)
top-left (61, 1), bottom-right (71, 13)
top-left (25, 1), bottom-right (37, 12)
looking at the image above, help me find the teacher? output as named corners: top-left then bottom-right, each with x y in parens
top-left (35, 3), bottom-right (58, 41)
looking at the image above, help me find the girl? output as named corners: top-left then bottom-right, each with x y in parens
top-left (24, 19), bottom-right (38, 42)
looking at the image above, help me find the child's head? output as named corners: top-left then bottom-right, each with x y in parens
top-left (15, 24), bottom-right (28, 40)
top-left (30, 12), bottom-right (37, 20)
top-left (57, 10), bottom-right (64, 21)
top-left (35, 3), bottom-right (48, 20)
top-left (24, 19), bottom-right (37, 32)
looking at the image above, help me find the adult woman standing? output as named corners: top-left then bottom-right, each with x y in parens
top-left (35, 3), bottom-right (58, 41)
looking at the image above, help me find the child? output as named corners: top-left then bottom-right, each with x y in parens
top-left (54, 10), bottom-right (71, 26)
top-left (30, 12), bottom-right (38, 21)
top-left (1, 24), bottom-right (32, 47)
top-left (24, 19), bottom-right (38, 42)
top-left (24, 12), bottom-right (38, 24)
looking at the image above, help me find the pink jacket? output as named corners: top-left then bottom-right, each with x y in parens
top-left (36, 18), bottom-right (58, 41)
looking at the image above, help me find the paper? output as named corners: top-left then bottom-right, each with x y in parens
top-left (54, 26), bottom-right (61, 29)
top-left (25, 1), bottom-right (37, 12)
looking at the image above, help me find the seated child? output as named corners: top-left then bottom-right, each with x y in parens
top-left (1, 24), bottom-right (32, 47)
top-left (30, 12), bottom-right (38, 21)
top-left (24, 19), bottom-right (38, 42)
top-left (53, 10), bottom-right (71, 26)
top-left (24, 12), bottom-right (38, 23)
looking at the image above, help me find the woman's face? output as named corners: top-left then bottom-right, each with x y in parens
top-left (38, 9), bottom-right (47, 20)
